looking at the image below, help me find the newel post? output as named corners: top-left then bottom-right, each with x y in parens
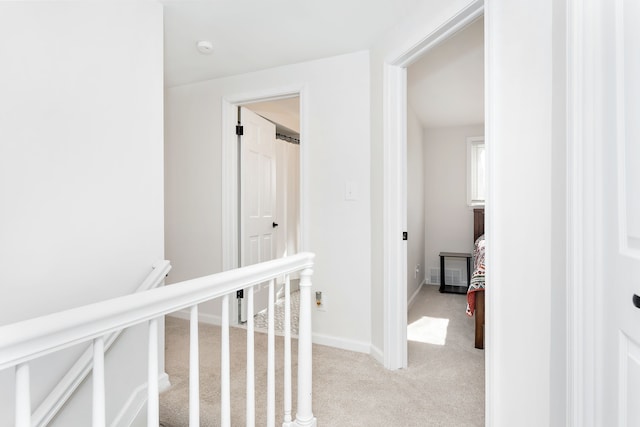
top-left (294, 267), bottom-right (317, 427)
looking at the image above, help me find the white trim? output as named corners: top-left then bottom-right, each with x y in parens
top-left (31, 261), bottom-right (171, 427)
top-left (381, 0), bottom-right (485, 372)
top-left (169, 309), bottom-right (371, 355)
top-left (311, 333), bottom-right (371, 354)
top-left (614, 0), bottom-right (640, 261)
top-left (370, 344), bottom-right (384, 365)
top-left (407, 279), bottom-right (426, 311)
top-left (221, 85), bottom-right (309, 325)
top-left (483, 3), bottom-right (495, 424)
top-left (382, 63), bottom-right (408, 370)
top-left (466, 136), bottom-right (486, 206)
top-left (109, 373), bottom-right (170, 427)
top-left (0, 253), bottom-right (315, 369)
top-left (566, 0), bottom-right (601, 425)
top-left (168, 310), bottom-right (222, 326)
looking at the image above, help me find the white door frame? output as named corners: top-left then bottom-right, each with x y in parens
top-left (565, 0), bottom-right (604, 423)
top-left (221, 86), bottom-right (308, 321)
top-left (382, 0), bottom-right (484, 370)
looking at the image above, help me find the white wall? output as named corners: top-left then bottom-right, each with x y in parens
top-left (423, 125), bottom-right (483, 284)
top-left (0, 2), bottom-right (164, 425)
top-left (486, 0), bottom-right (564, 425)
top-left (165, 51), bottom-right (372, 352)
top-left (406, 106), bottom-right (425, 302)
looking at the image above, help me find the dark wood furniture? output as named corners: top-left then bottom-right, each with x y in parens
top-left (473, 208), bottom-right (485, 349)
top-left (439, 252), bottom-right (471, 294)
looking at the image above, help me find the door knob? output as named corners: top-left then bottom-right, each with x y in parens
top-left (272, 222), bottom-right (279, 228)
top-left (634, 294), bottom-right (640, 309)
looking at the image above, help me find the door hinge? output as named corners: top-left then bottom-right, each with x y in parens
top-left (403, 232), bottom-right (408, 241)
top-left (236, 289), bottom-right (244, 299)
top-left (236, 125), bottom-right (244, 136)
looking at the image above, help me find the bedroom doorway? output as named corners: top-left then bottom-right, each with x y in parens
top-left (401, 9), bottom-right (486, 423)
top-left (405, 11), bottom-right (485, 354)
top-left (382, 0), bottom-right (485, 371)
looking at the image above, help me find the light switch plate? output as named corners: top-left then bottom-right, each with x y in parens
top-left (345, 181), bottom-right (358, 201)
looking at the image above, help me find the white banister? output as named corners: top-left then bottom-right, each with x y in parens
top-left (295, 268), bottom-right (317, 427)
top-left (267, 279), bottom-right (276, 427)
top-left (147, 318), bottom-right (159, 427)
top-left (221, 294), bottom-right (231, 427)
top-left (0, 252), bottom-right (316, 427)
top-left (32, 260), bottom-right (171, 427)
top-left (15, 362), bottom-right (30, 427)
top-left (246, 285), bottom-right (255, 427)
top-left (189, 305), bottom-right (200, 427)
top-left (283, 274), bottom-right (292, 425)
top-left (92, 336), bottom-right (105, 427)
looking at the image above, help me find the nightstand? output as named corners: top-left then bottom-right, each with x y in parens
top-left (439, 252), bottom-right (472, 294)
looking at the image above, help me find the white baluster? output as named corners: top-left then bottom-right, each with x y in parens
top-left (15, 363), bottom-right (30, 427)
top-left (92, 336), bottom-right (106, 427)
top-left (246, 286), bottom-right (255, 427)
top-left (189, 305), bottom-right (200, 427)
top-left (221, 294), bottom-right (230, 427)
top-left (283, 274), bottom-right (292, 425)
top-left (147, 318), bottom-right (159, 427)
top-left (295, 268), bottom-right (317, 426)
top-left (267, 279), bottom-right (275, 427)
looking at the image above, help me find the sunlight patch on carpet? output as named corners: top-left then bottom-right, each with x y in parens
top-left (407, 316), bottom-right (449, 346)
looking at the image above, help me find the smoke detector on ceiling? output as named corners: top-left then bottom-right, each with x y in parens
top-left (196, 40), bottom-right (213, 54)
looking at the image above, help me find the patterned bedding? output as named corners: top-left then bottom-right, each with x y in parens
top-left (466, 234), bottom-right (485, 316)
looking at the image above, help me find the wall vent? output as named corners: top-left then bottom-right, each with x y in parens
top-left (430, 269), bottom-right (439, 284)
top-left (429, 268), bottom-right (465, 285)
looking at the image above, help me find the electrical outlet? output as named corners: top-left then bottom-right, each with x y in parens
top-left (315, 291), bottom-right (326, 311)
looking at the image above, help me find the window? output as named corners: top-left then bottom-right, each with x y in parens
top-left (467, 136), bottom-right (485, 206)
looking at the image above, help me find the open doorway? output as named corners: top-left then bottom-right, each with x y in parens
top-left (233, 96), bottom-right (302, 331)
top-left (381, 0), bottom-right (484, 372)
top-left (404, 14), bottom-right (485, 421)
top-left (405, 14), bottom-right (484, 353)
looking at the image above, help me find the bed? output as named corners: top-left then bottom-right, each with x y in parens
top-left (467, 208), bottom-right (485, 349)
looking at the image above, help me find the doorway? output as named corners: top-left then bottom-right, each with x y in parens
top-left (382, 0), bottom-right (484, 372)
top-left (221, 91), bottom-right (304, 327)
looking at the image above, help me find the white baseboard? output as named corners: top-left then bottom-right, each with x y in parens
top-left (407, 279), bottom-right (426, 311)
top-left (370, 344), bottom-right (384, 365)
top-left (311, 332), bottom-right (370, 354)
top-left (168, 310), bottom-right (222, 326)
top-left (110, 372), bottom-right (170, 427)
top-left (170, 310), bottom-right (371, 356)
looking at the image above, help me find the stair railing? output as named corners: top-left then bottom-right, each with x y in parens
top-left (0, 252), bottom-right (317, 427)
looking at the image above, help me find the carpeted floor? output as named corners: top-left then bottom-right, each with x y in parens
top-left (159, 285), bottom-right (484, 426)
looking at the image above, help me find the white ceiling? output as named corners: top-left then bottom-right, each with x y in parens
top-left (161, 0), bottom-right (422, 87)
top-left (161, 1), bottom-right (483, 128)
top-left (407, 17), bottom-right (484, 128)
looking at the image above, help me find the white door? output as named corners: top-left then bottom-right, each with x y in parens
top-left (598, 1), bottom-right (640, 424)
top-left (240, 106), bottom-right (277, 314)
top-left (275, 139), bottom-right (288, 259)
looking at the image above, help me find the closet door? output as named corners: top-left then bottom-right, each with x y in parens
top-left (240, 106), bottom-right (276, 314)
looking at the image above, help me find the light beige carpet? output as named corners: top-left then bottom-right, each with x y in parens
top-left (160, 285), bottom-right (484, 426)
